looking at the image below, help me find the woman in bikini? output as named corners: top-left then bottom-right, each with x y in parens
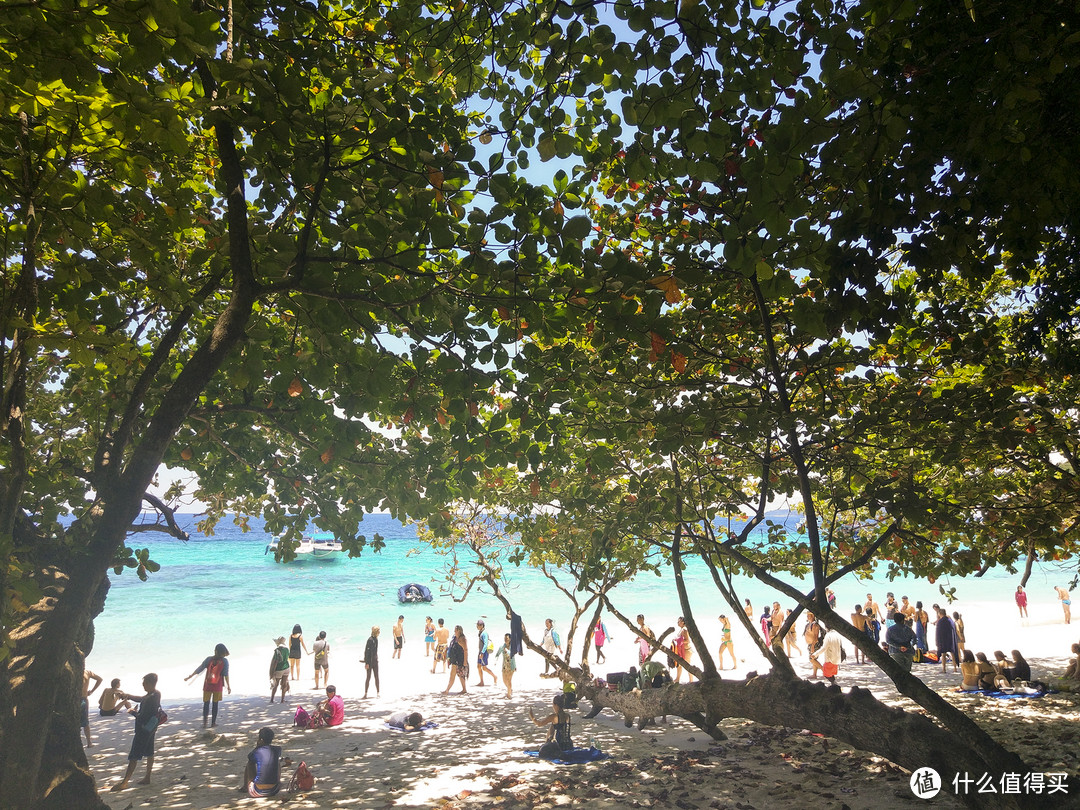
top-left (718, 615), bottom-right (736, 670)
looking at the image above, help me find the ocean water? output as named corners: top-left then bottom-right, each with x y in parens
top-left (84, 512), bottom-right (1068, 696)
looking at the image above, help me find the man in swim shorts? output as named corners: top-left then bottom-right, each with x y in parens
top-left (475, 620), bottom-right (498, 686)
top-left (393, 615), bottom-right (405, 659)
top-left (432, 618), bottom-right (450, 674)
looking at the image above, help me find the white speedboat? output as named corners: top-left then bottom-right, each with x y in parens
top-left (265, 533), bottom-right (344, 561)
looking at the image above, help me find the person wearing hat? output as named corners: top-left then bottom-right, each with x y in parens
top-left (241, 726), bottom-right (285, 797)
top-left (186, 643), bottom-right (231, 727)
top-left (269, 637), bottom-right (290, 703)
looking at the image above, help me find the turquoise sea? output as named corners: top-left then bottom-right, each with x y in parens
top-left (85, 511), bottom-right (1069, 699)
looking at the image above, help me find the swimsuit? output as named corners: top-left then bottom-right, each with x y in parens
top-left (289, 635), bottom-right (302, 659)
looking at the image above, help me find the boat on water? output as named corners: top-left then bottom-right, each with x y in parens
top-left (265, 533), bottom-right (344, 561)
top-left (398, 583), bottom-right (434, 603)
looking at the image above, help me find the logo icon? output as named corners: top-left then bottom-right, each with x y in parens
top-left (910, 767), bottom-right (942, 799)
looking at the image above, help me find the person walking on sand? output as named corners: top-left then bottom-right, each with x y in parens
top-left (363, 626), bottom-right (380, 698)
top-left (443, 625), bottom-right (469, 694)
top-left (432, 618), bottom-right (450, 674)
top-left (1056, 586), bottom-right (1072, 624)
top-left (393, 615), bottom-right (405, 659)
top-left (495, 632), bottom-right (517, 698)
top-left (110, 673), bottom-right (161, 792)
top-left (269, 637), bottom-right (290, 703)
top-left (185, 642), bottom-right (230, 727)
top-left (541, 618), bottom-right (561, 674)
top-left (803, 612), bottom-right (821, 659)
top-left (673, 617), bottom-right (694, 683)
top-left (312, 631), bottom-right (330, 688)
top-left (80, 667), bottom-right (103, 747)
top-left (718, 615), bottom-right (736, 669)
top-left (424, 616), bottom-right (436, 658)
top-left (820, 626), bottom-right (843, 685)
top-left (636, 614), bottom-right (654, 665)
top-left (475, 620), bottom-right (498, 686)
top-left (591, 618), bottom-right (610, 664)
top-left (288, 625), bottom-right (308, 680)
top-left (1015, 585), bottom-right (1029, 618)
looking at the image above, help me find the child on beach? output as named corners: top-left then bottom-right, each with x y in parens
top-left (184, 642), bottom-right (230, 727)
top-left (495, 632), bottom-right (517, 698)
top-left (98, 678), bottom-right (133, 716)
top-left (110, 673), bottom-right (161, 792)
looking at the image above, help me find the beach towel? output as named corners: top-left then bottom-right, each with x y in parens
top-left (970, 688), bottom-right (1052, 699)
top-left (384, 720), bottom-right (439, 732)
top-left (525, 746), bottom-right (609, 764)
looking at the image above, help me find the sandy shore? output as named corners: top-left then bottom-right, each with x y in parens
top-left (87, 603), bottom-right (1080, 810)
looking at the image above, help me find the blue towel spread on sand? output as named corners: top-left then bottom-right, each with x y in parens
top-left (385, 721), bottom-right (439, 732)
top-left (524, 747), bottom-right (609, 764)
top-left (968, 689), bottom-right (1050, 699)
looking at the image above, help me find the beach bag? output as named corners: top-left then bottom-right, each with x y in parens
top-left (552, 630), bottom-right (561, 647)
top-left (157, 707), bottom-right (168, 725)
top-left (293, 706), bottom-right (311, 728)
top-left (288, 761), bottom-right (315, 792)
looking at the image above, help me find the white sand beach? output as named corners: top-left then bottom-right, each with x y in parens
top-left (87, 597), bottom-right (1079, 809)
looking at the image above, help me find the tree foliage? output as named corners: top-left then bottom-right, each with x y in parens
top-left (2, 0), bottom-right (1079, 807)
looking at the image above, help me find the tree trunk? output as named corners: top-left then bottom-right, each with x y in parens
top-left (580, 671), bottom-right (1064, 810)
top-left (0, 563), bottom-right (112, 810)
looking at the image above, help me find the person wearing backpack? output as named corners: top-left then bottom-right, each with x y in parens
top-left (475, 620), bottom-right (498, 687)
top-left (270, 637), bottom-right (290, 703)
top-left (312, 631), bottom-right (330, 689)
top-left (185, 643), bottom-right (231, 727)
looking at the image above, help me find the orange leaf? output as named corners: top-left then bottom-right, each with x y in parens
top-left (648, 275), bottom-right (683, 304)
top-left (288, 378), bottom-right (303, 397)
top-left (672, 352), bottom-right (687, 373)
top-left (428, 168), bottom-right (444, 189)
top-left (530, 477), bottom-right (541, 498)
top-left (320, 446), bottom-right (335, 464)
top-left (650, 332), bottom-right (666, 357)
top-left (403, 406), bottom-right (415, 425)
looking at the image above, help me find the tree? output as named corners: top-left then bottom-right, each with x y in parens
top-left (0, 1), bottom-right (526, 805)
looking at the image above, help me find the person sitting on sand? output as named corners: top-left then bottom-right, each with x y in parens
top-left (529, 693), bottom-right (573, 759)
top-left (98, 678), bottom-right (133, 717)
top-left (992, 650), bottom-right (1015, 683)
top-left (314, 685), bottom-right (344, 727)
top-left (387, 710), bottom-right (425, 731)
top-left (1008, 649), bottom-right (1031, 683)
top-left (1063, 643), bottom-right (1080, 680)
top-left (241, 727), bottom-right (285, 797)
top-left (974, 653), bottom-right (998, 690)
top-left (956, 650), bottom-right (981, 692)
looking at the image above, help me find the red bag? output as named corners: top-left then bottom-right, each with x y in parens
top-left (288, 761), bottom-right (315, 792)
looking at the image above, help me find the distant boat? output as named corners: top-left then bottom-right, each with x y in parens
top-left (398, 583), bottom-right (433, 603)
top-left (265, 533), bottom-right (344, 561)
